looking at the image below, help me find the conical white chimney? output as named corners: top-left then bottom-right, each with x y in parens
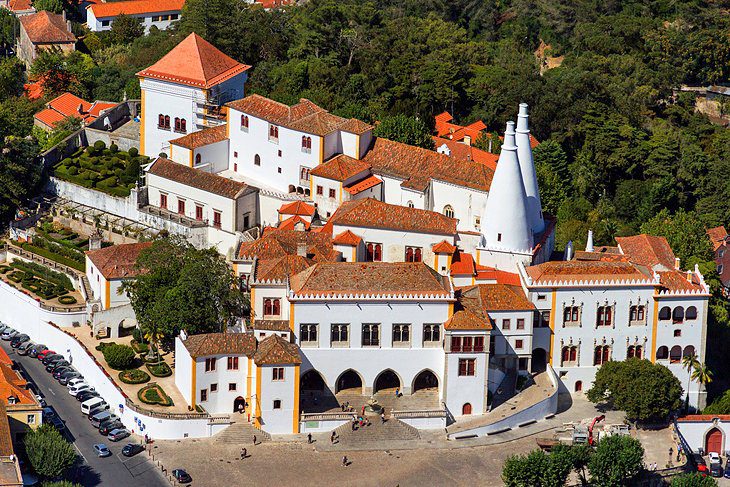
top-left (516, 103), bottom-right (545, 234)
top-left (585, 230), bottom-right (594, 252)
top-left (480, 121), bottom-right (533, 253)
top-left (564, 240), bottom-right (574, 261)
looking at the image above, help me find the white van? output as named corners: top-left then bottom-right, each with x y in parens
top-left (81, 397), bottom-right (106, 415)
top-left (90, 411), bottom-right (115, 428)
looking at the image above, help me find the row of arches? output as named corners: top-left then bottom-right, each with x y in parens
top-left (300, 368), bottom-right (439, 395)
top-left (658, 306), bottom-right (698, 324)
top-left (656, 345), bottom-right (695, 363)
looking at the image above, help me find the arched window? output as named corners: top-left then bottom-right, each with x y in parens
top-left (269, 125), bottom-right (279, 140)
top-left (659, 306), bottom-right (671, 320)
top-left (683, 345), bottom-right (695, 358)
top-left (685, 306), bottom-right (698, 320)
top-left (462, 403), bottom-right (472, 415)
top-left (174, 117), bottom-right (180, 131)
top-left (180, 118), bottom-right (187, 132)
top-left (374, 244), bottom-right (382, 262)
top-left (264, 298), bottom-right (281, 317)
top-left (407, 201), bottom-right (414, 208)
top-left (301, 136), bottom-right (312, 152)
top-left (254, 154), bottom-right (261, 166)
top-left (195, 154), bottom-right (201, 165)
top-left (405, 247), bottom-right (413, 262)
top-left (561, 346), bottom-right (577, 366)
top-left (288, 184), bottom-right (296, 193)
top-left (304, 188), bottom-right (310, 196)
top-left (241, 115), bottom-right (249, 130)
top-left (415, 248), bottom-right (422, 262)
top-left (670, 345), bottom-right (682, 363)
top-left (593, 345), bottom-right (610, 365)
top-left (575, 381), bottom-right (582, 392)
top-left (596, 305), bottom-right (612, 327)
top-left (264, 298), bottom-right (273, 316)
top-left (629, 305), bottom-right (645, 323)
top-left (627, 345), bottom-right (643, 359)
top-left (443, 205), bottom-right (454, 218)
top-left (635, 345), bottom-right (643, 359)
top-left (158, 114), bottom-right (165, 128)
top-left (272, 299), bottom-right (281, 316)
top-left (164, 115), bottom-right (170, 128)
top-left (656, 346), bottom-right (669, 360)
top-left (672, 306), bottom-right (685, 324)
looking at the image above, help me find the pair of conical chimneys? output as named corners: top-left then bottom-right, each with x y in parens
top-left (480, 104), bottom-right (545, 253)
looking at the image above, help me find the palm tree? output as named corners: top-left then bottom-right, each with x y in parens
top-left (682, 353), bottom-right (699, 412)
top-left (691, 362), bottom-right (713, 411)
top-left (143, 324), bottom-right (164, 362)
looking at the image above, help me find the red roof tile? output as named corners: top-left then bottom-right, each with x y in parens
top-left (90, 0), bottom-right (184, 17)
top-left (147, 157), bottom-right (250, 199)
top-left (182, 332), bottom-right (257, 358)
top-left (19, 11), bottom-right (75, 43)
top-left (236, 229), bottom-right (337, 262)
top-left (447, 286), bottom-right (492, 330)
top-left (432, 137), bottom-right (498, 170)
top-left (8, 0), bottom-right (33, 12)
top-left (525, 260), bottom-right (652, 284)
top-left (329, 198), bottom-right (457, 236)
top-left (33, 108), bottom-right (66, 128)
top-left (343, 175), bottom-right (382, 195)
top-left (310, 154), bottom-right (370, 182)
top-left (137, 33), bottom-right (250, 89)
top-left (432, 240), bottom-right (456, 254)
top-left (475, 267), bottom-right (522, 286)
top-left (254, 334), bottom-right (301, 365)
top-left (278, 201), bottom-right (315, 217)
top-left (616, 234), bottom-right (676, 270)
top-left (254, 254), bottom-right (314, 283)
top-left (86, 242), bottom-right (152, 279)
top-left (477, 284), bottom-right (534, 311)
top-left (277, 215), bottom-right (310, 231)
top-left (169, 124), bottom-right (227, 150)
top-left (450, 252), bottom-right (476, 275)
top-left (707, 226), bottom-right (728, 251)
top-left (677, 415), bottom-right (730, 422)
top-left (332, 230), bottom-right (361, 246)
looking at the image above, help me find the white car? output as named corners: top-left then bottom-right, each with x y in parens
top-left (709, 452), bottom-right (722, 465)
top-left (69, 383), bottom-right (94, 396)
top-left (67, 378), bottom-right (85, 389)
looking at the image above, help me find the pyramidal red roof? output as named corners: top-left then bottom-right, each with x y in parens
top-left (137, 33), bottom-right (251, 89)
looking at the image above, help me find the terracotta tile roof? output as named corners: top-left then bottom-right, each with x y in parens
top-left (477, 284), bottom-right (534, 311)
top-left (525, 260), bottom-right (652, 284)
top-left (446, 286), bottom-right (491, 330)
top-left (361, 138), bottom-right (493, 193)
top-left (85, 242), bottom-right (152, 279)
top-left (182, 332), bottom-right (257, 358)
top-left (574, 250), bottom-right (629, 263)
top-left (227, 95), bottom-right (364, 137)
top-left (255, 0), bottom-right (295, 9)
top-left (332, 230), bottom-right (361, 246)
top-left (89, 0), bottom-right (184, 17)
top-left (33, 108), bottom-right (66, 128)
top-left (169, 124), bottom-right (227, 149)
top-left (278, 201), bottom-right (315, 217)
top-left (252, 320), bottom-right (290, 331)
top-left (19, 11), bottom-right (75, 43)
top-left (290, 262), bottom-right (451, 298)
top-left (450, 252), bottom-right (476, 275)
top-left (344, 175), bottom-right (382, 195)
top-left (148, 157), bottom-right (250, 199)
top-left (432, 137), bottom-right (498, 170)
top-left (0, 403), bottom-right (13, 458)
top-left (707, 226), bottom-right (728, 251)
top-left (277, 215), bottom-right (310, 231)
top-left (677, 415), bottom-right (730, 422)
top-left (338, 118), bottom-right (373, 135)
top-left (88, 101), bottom-right (116, 117)
top-left (434, 112), bottom-right (453, 125)
top-left (309, 154), bottom-right (370, 182)
top-left (657, 271), bottom-right (704, 292)
top-left (0, 349), bottom-right (37, 407)
top-left (329, 198), bottom-right (457, 236)
top-left (432, 240), bottom-right (456, 254)
top-left (616, 234), bottom-right (676, 270)
top-left (237, 228), bottom-right (337, 262)
top-left (254, 254), bottom-right (314, 283)
top-left (254, 334), bottom-right (301, 365)
top-left (34, 93), bottom-right (114, 128)
top-left (137, 33), bottom-right (251, 89)
top-left (8, 0), bottom-right (33, 12)
top-left (475, 267), bottom-right (522, 286)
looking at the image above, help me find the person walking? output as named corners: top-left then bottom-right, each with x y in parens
top-left (395, 388), bottom-right (400, 398)
top-left (331, 431), bottom-right (336, 444)
top-left (307, 433), bottom-right (312, 444)
top-left (342, 456), bottom-right (348, 467)
top-left (253, 434), bottom-right (257, 445)
top-left (380, 412), bottom-right (386, 424)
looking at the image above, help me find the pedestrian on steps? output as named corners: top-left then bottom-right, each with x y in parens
top-left (342, 456), bottom-right (348, 467)
top-left (308, 433), bottom-right (312, 444)
top-left (331, 431), bottom-right (336, 444)
top-left (381, 412), bottom-right (386, 424)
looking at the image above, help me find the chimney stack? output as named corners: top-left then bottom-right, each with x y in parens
top-left (675, 257), bottom-right (680, 270)
top-left (296, 242), bottom-right (307, 257)
top-left (516, 103), bottom-right (545, 234)
top-left (564, 240), bottom-right (574, 261)
top-left (585, 230), bottom-right (594, 253)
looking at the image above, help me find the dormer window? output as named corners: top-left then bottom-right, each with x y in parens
top-left (7, 395), bottom-right (17, 405)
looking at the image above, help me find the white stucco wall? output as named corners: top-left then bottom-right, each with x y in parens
top-left (430, 180), bottom-right (487, 233)
top-left (257, 364), bottom-right (297, 434)
top-left (49, 178), bottom-right (140, 221)
top-left (87, 9), bottom-right (181, 33)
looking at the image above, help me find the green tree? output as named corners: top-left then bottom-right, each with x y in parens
top-left (0, 57), bottom-right (23, 101)
top-left (682, 352), bottom-right (699, 412)
top-left (587, 435), bottom-right (644, 487)
top-left (502, 445), bottom-right (583, 487)
top-left (0, 136), bottom-right (43, 220)
top-left (691, 362), bottom-right (713, 402)
top-left (640, 209), bottom-right (714, 264)
top-left (102, 343), bottom-right (136, 370)
top-left (0, 10), bottom-right (18, 51)
top-left (24, 425), bottom-right (76, 479)
top-left (670, 473), bottom-right (718, 487)
top-left (704, 389), bottom-right (730, 415)
top-left (43, 482), bottom-right (83, 487)
top-left (109, 14), bottom-right (144, 45)
top-left (372, 114), bottom-right (434, 150)
top-left (586, 359), bottom-right (682, 424)
top-left (123, 237), bottom-right (249, 339)
top-left (32, 0), bottom-right (64, 14)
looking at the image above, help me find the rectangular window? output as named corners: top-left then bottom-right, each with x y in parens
top-left (272, 367), bottom-right (284, 381)
top-left (160, 193), bottom-right (167, 209)
top-left (392, 324), bottom-right (410, 347)
top-left (462, 336), bottom-right (474, 352)
top-left (502, 319), bottom-right (510, 330)
top-left (227, 356), bottom-right (239, 370)
top-left (213, 211), bottom-right (222, 229)
top-left (458, 358), bottom-right (475, 376)
top-left (229, 383), bottom-right (237, 391)
top-left (234, 163), bottom-right (238, 172)
top-left (204, 358), bottom-right (216, 372)
top-left (518, 358), bottom-right (529, 371)
top-left (674, 329), bottom-right (682, 337)
top-left (195, 205), bottom-right (203, 221)
top-left (27, 414), bottom-right (35, 424)
top-left (516, 319), bottom-right (525, 330)
top-left (177, 199), bottom-right (185, 215)
top-left (200, 389), bottom-right (208, 402)
top-left (316, 185), bottom-right (323, 196)
top-left (101, 20), bottom-right (110, 26)
top-left (515, 339), bottom-right (524, 349)
top-left (451, 336), bottom-right (462, 352)
top-left (328, 188), bottom-right (336, 199)
top-left (474, 336), bottom-right (484, 352)
top-left (537, 294), bottom-right (546, 301)
top-left (331, 324), bottom-right (349, 347)
top-left (596, 306), bottom-right (612, 327)
top-left (362, 324), bottom-right (380, 347)
top-left (170, 13), bottom-right (178, 19)
top-left (300, 324), bottom-right (318, 346)
top-left (210, 383), bottom-right (218, 393)
top-left (152, 15), bottom-right (161, 21)
top-left (273, 399), bottom-right (282, 409)
top-left (405, 246), bottom-right (422, 262)
top-left (423, 324), bottom-right (440, 346)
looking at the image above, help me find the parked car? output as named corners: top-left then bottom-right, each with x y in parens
top-left (42, 407), bottom-right (56, 420)
top-left (122, 443), bottom-right (145, 457)
top-left (108, 428), bottom-right (130, 442)
top-left (58, 371), bottom-right (82, 385)
top-left (90, 411), bottom-right (116, 428)
top-left (49, 415), bottom-right (65, 431)
top-left (75, 390), bottom-right (100, 403)
top-left (69, 383), bottom-right (93, 397)
top-left (711, 463), bottom-right (723, 477)
top-left (52, 367), bottom-right (74, 380)
top-left (99, 420), bottom-right (124, 436)
top-left (17, 342), bottom-right (34, 355)
top-left (66, 378), bottom-right (85, 389)
top-left (93, 444), bottom-right (111, 458)
top-left (46, 360), bottom-right (70, 372)
top-left (29, 345), bottom-right (47, 358)
top-left (81, 396), bottom-right (105, 414)
top-left (10, 334), bottom-right (29, 348)
top-left (41, 354), bottom-right (63, 365)
top-left (1, 329), bottom-right (17, 340)
top-left (172, 469), bottom-right (192, 484)
top-left (36, 349), bottom-right (55, 360)
top-left (709, 452), bottom-right (722, 465)
top-left (0, 324), bottom-right (8, 334)
top-left (724, 467), bottom-right (730, 479)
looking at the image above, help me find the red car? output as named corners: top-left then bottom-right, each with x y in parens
top-left (37, 350), bottom-right (55, 360)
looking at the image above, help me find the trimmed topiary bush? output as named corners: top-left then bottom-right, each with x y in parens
top-left (128, 147), bottom-right (138, 158)
top-left (93, 140), bottom-right (106, 151)
top-left (145, 361), bottom-right (172, 377)
top-left (95, 341), bottom-right (115, 352)
top-left (118, 369), bottom-right (150, 384)
top-left (102, 343), bottom-right (136, 370)
top-left (137, 383), bottom-right (173, 406)
top-left (57, 295), bottom-right (77, 305)
top-left (110, 143), bottom-right (119, 153)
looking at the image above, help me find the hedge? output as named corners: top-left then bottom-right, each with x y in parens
top-left (130, 340), bottom-right (149, 355)
top-left (145, 361), bottom-right (172, 378)
top-left (57, 295), bottom-right (77, 305)
top-left (10, 259), bottom-right (74, 290)
top-left (95, 342), bottom-right (115, 352)
top-left (16, 244), bottom-right (85, 272)
top-left (118, 369), bottom-right (150, 384)
top-left (102, 344), bottom-right (136, 370)
top-left (137, 384), bottom-right (173, 406)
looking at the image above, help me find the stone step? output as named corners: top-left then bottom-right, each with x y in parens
top-left (332, 417), bottom-right (420, 445)
top-left (215, 421), bottom-right (271, 445)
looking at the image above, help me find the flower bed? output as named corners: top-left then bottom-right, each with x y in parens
top-left (145, 361), bottom-right (172, 378)
top-left (119, 369), bottom-right (151, 384)
top-left (138, 383), bottom-right (174, 406)
top-left (130, 339), bottom-right (149, 355)
top-left (0, 265), bottom-right (10, 274)
top-left (57, 295), bottom-right (77, 305)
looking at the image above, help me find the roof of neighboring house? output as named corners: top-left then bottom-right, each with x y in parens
top-left (445, 286), bottom-right (492, 330)
top-left (254, 254), bottom-right (314, 283)
top-left (309, 154), bottom-right (371, 182)
top-left (677, 415), bottom-right (730, 422)
top-left (343, 175), bottom-right (382, 195)
top-left (450, 252), bottom-right (476, 275)
top-left (252, 320), bottom-right (290, 332)
top-left (432, 137), bottom-right (498, 170)
top-left (236, 228), bottom-right (338, 262)
top-left (253, 334), bottom-right (301, 366)
top-left (360, 137), bottom-right (493, 193)
top-left (89, 0), bottom-right (185, 17)
top-left (169, 124), bottom-right (227, 150)
top-left (615, 234), bottom-right (676, 270)
top-left (254, 0), bottom-right (295, 8)
top-left (477, 284), bottom-right (535, 311)
top-left (475, 267), bottom-right (522, 286)
top-left (329, 198), bottom-right (458, 236)
top-left (432, 240), bottom-right (457, 254)
top-left (277, 215), bottom-right (310, 231)
top-left (0, 403), bottom-right (13, 460)
top-left (34, 92), bottom-right (115, 128)
top-left (19, 11), bottom-right (76, 43)
top-left (85, 242), bottom-right (152, 279)
top-left (525, 260), bottom-right (652, 285)
top-left (0, 349), bottom-right (38, 408)
top-left (8, 0), bottom-right (34, 12)
top-left (181, 332), bottom-right (257, 358)
top-left (290, 262), bottom-right (451, 298)
top-left (137, 33), bottom-right (251, 89)
top-left (332, 230), bottom-right (361, 246)
top-left (34, 108), bottom-right (66, 128)
top-left (227, 94), bottom-right (372, 137)
top-left (707, 226), bottom-right (728, 251)
top-left (147, 157), bottom-right (250, 199)
top-left (435, 111), bottom-right (539, 148)
top-left (24, 81), bottom-right (43, 100)
top-left (278, 201), bottom-right (315, 217)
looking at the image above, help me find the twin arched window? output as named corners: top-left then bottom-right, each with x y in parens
top-left (443, 205), bottom-right (454, 218)
top-left (241, 115), bottom-right (249, 131)
top-left (561, 346), bottom-right (578, 365)
top-left (301, 136), bottom-right (312, 152)
top-left (173, 117), bottom-right (187, 133)
top-left (627, 345), bottom-right (643, 359)
top-left (264, 298), bottom-right (281, 317)
top-left (269, 125), bottom-right (279, 140)
top-left (593, 345), bottom-right (610, 365)
top-left (158, 114), bottom-right (171, 129)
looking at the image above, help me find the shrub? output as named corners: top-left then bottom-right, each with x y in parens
top-left (67, 166), bottom-right (78, 175)
top-left (95, 341), bottom-right (115, 352)
top-left (102, 343), bottom-right (136, 370)
top-left (145, 361), bottom-right (172, 377)
top-left (110, 143), bottom-right (119, 153)
top-left (57, 295), bottom-right (77, 305)
top-left (0, 266), bottom-right (9, 274)
top-left (93, 140), bottom-right (106, 151)
top-left (118, 369), bottom-right (150, 384)
top-left (61, 158), bottom-right (73, 166)
top-left (137, 384), bottom-right (173, 406)
top-left (132, 327), bottom-right (143, 343)
top-left (128, 147), bottom-right (138, 157)
top-left (85, 146), bottom-right (95, 156)
top-left (130, 339), bottom-right (148, 354)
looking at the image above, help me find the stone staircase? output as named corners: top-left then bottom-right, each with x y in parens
top-left (215, 421), bottom-right (271, 445)
top-left (332, 417), bottom-right (420, 446)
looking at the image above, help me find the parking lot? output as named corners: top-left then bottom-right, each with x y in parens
top-left (0, 336), bottom-right (167, 486)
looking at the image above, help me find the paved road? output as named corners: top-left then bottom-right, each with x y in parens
top-left (1, 341), bottom-right (168, 487)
